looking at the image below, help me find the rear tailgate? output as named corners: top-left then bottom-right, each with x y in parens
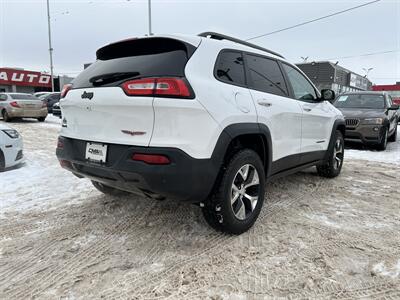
top-left (60, 36), bottom-right (200, 147)
top-left (61, 87), bottom-right (154, 146)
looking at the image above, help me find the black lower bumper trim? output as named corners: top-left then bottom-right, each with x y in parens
top-left (56, 137), bottom-right (222, 203)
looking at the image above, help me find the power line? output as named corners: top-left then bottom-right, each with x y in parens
top-left (322, 49), bottom-right (400, 60)
top-left (246, 0), bottom-right (381, 41)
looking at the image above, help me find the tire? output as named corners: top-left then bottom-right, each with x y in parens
top-left (377, 127), bottom-right (388, 151)
top-left (317, 130), bottom-right (344, 178)
top-left (202, 149), bottom-right (265, 235)
top-left (2, 110), bottom-right (11, 122)
top-left (91, 181), bottom-right (130, 196)
top-left (388, 124), bottom-right (397, 142)
top-left (37, 117), bottom-right (46, 122)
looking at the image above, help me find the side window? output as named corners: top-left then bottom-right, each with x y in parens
top-left (0, 94), bottom-right (7, 101)
top-left (282, 63), bottom-right (317, 101)
top-left (245, 54), bottom-right (288, 97)
top-left (215, 51), bottom-right (245, 86)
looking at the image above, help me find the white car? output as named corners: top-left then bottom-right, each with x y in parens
top-left (56, 32), bottom-right (345, 234)
top-left (0, 124), bottom-right (24, 170)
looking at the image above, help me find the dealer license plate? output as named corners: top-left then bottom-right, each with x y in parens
top-left (85, 142), bottom-right (107, 163)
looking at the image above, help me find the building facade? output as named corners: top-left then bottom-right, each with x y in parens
top-left (0, 67), bottom-right (74, 93)
top-left (296, 61), bottom-right (372, 95)
top-left (372, 82), bottom-right (400, 104)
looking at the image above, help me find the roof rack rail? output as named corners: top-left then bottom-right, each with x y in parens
top-left (198, 31), bottom-right (285, 59)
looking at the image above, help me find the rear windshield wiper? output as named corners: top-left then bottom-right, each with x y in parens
top-left (89, 72), bottom-right (140, 86)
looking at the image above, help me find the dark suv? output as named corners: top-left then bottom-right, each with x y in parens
top-left (334, 92), bottom-right (398, 150)
top-left (41, 92), bottom-right (61, 113)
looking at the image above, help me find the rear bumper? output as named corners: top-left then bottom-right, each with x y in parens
top-left (8, 108), bottom-right (48, 118)
top-left (344, 125), bottom-right (384, 144)
top-left (56, 136), bottom-right (221, 203)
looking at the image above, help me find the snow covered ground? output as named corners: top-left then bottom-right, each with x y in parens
top-left (346, 125), bottom-right (400, 165)
top-left (0, 117), bottom-right (399, 299)
top-left (0, 115), bottom-right (93, 216)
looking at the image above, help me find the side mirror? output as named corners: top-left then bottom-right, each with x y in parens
top-left (388, 104), bottom-right (399, 110)
top-left (320, 89), bottom-right (335, 101)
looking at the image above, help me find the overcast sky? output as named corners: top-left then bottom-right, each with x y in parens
top-left (0, 0), bottom-right (399, 84)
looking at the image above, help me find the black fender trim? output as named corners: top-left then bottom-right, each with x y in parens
top-left (211, 123), bottom-right (273, 177)
top-left (324, 118), bottom-right (345, 162)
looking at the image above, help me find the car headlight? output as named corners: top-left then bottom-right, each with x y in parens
top-left (361, 118), bottom-right (383, 125)
top-left (2, 129), bottom-right (19, 138)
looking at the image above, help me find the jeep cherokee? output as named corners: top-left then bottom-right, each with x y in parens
top-left (56, 32), bottom-right (345, 234)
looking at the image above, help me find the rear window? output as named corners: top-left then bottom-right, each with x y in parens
top-left (10, 94), bottom-right (39, 100)
top-left (215, 51), bottom-right (246, 86)
top-left (334, 94), bottom-right (385, 109)
top-left (72, 38), bottom-right (196, 89)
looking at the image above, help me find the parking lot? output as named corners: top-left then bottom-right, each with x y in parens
top-left (0, 117), bottom-right (399, 299)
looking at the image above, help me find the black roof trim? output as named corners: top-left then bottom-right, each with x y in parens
top-left (198, 32), bottom-right (285, 59)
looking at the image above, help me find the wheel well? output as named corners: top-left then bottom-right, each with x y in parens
top-left (337, 124), bottom-right (345, 137)
top-left (223, 134), bottom-right (268, 168)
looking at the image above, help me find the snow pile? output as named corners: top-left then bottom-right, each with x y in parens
top-left (372, 260), bottom-right (400, 279)
top-left (345, 125), bottom-right (400, 165)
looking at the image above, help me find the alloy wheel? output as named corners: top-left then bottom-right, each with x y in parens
top-left (230, 164), bottom-right (260, 220)
top-left (333, 138), bottom-right (344, 170)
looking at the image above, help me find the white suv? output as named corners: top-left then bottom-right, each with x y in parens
top-left (56, 32), bottom-right (345, 234)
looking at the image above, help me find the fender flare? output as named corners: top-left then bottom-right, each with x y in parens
top-left (324, 118), bottom-right (346, 162)
top-left (210, 123), bottom-right (273, 177)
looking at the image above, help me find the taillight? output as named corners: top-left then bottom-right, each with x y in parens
top-left (10, 101), bottom-right (20, 108)
top-left (42, 101), bottom-right (47, 108)
top-left (121, 77), bottom-right (192, 98)
top-left (132, 153), bottom-right (170, 165)
top-left (122, 78), bottom-right (156, 96)
top-left (61, 84), bottom-right (72, 98)
top-left (57, 137), bottom-right (64, 149)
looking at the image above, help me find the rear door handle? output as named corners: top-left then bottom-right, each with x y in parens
top-left (257, 100), bottom-right (272, 107)
top-left (303, 108), bottom-right (312, 112)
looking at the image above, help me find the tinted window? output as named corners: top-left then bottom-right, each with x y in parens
top-left (334, 94), bottom-right (385, 109)
top-left (215, 51), bottom-right (245, 86)
top-left (10, 94), bottom-right (39, 100)
top-left (0, 94), bottom-right (7, 100)
top-left (73, 38), bottom-right (195, 88)
top-left (246, 54), bottom-right (288, 97)
top-left (282, 64), bottom-right (317, 101)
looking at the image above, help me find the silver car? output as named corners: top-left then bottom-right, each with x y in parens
top-left (0, 93), bottom-right (48, 122)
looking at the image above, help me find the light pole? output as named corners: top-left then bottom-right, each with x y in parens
top-left (46, 0), bottom-right (54, 92)
top-left (148, 0), bottom-right (152, 35)
top-left (362, 67), bottom-right (373, 78)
